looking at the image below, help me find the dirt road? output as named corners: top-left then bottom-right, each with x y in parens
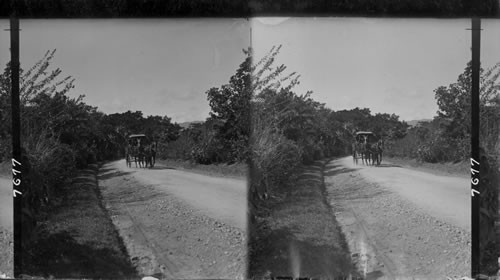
top-left (325, 157), bottom-right (470, 279)
top-left (0, 176), bottom-right (13, 278)
top-left (98, 160), bottom-right (247, 279)
top-left (0, 177), bottom-right (12, 231)
top-left (128, 161), bottom-right (247, 230)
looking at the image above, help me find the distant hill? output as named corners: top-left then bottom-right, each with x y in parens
top-left (407, 119), bottom-right (433, 127)
top-left (177, 121), bottom-right (203, 129)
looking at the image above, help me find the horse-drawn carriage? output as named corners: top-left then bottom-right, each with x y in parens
top-left (352, 131), bottom-right (384, 166)
top-left (125, 134), bottom-right (157, 168)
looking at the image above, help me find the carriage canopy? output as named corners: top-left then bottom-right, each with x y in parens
top-left (355, 131), bottom-right (377, 143)
top-left (127, 134), bottom-right (151, 146)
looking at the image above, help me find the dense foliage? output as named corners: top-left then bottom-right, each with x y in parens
top-left (386, 62), bottom-right (500, 163)
top-left (154, 46), bottom-right (410, 201)
top-left (0, 50), bottom-right (181, 249)
top-left (246, 46), bottom-right (409, 201)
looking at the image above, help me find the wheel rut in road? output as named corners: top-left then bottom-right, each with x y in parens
top-left (98, 160), bottom-right (247, 279)
top-left (325, 157), bottom-right (470, 279)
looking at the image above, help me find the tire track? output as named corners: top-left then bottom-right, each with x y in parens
top-left (119, 197), bottom-right (180, 278)
top-left (325, 157), bottom-right (470, 279)
top-left (99, 161), bottom-right (247, 279)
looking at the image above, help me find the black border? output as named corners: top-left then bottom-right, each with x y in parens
top-left (0, 0), bottom-right (499, 18)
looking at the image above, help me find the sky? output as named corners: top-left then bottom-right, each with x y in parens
top-left (0, 19), bottom-right (250, 123)
top-left (252, 18), bottom-right (500, 121)
top-left (1, 18), bottom-right (499, 123)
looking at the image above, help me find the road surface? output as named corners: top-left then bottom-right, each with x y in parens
top-left (352, 157), bottom-right (469, 230)
top-left (98, 160), bottom-right (247, 279)
top-left (325, 157), bottom-right (470, 279)
top-left (0, 175), bottom-right (13, 278)
top-left (0, 177), bottom-right (12, 231)
top-left (128, 161), bottom-right (247, 230)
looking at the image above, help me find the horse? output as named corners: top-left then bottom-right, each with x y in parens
top-left (137, 145), bottom-right (146, 168)
top-left (362, 141), bottom-right (372, 165)
top-left (368, 140), bottom-right (384, 166)
top-left (352, 141), bottom-right (366, 165)
top-left (128, 145), bottom-right (137, 168)
top-left (125, 145), bottom-right (132, 168)
top-left (375, 140), bottom-right (384, 165)
top-left (150, 144), bottom-right (156, 167)
top-left (352, 142), bottom-right (359, 165)
top-left (144, 146), bottom-right (153, 168)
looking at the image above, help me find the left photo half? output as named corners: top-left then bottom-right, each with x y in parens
top-left (0, 18), bottom-right (249, 279)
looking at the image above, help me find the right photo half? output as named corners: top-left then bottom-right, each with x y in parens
top-left (248, 17), bottom-right (500, 279)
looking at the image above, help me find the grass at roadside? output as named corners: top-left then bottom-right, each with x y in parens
top-left (248, 159), bottom-right (357, 279)
top-left (22, 165), bottom-right (136, 279)
top-left (156, 158), bottom-right (247, 179)
top-left (384, 156), bottom-right (468, 178)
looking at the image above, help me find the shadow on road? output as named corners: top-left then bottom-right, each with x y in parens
top-left (249, 226), bottom-right (356, 279)
top-left (249, 160), bottom-right (360, 279)
top-left (374, 163), bottom-right (402, 168)
top-left (147, 165), bottom-right (176, 170)
top-left (22, 167), bottom-right (137, 279)
top-left (118, 165), bottom-right (176, 171)
top-left (77, 169), bottom-right (97, 176)
top-left (98, 170), bottom-right (135, 181)
top-left (365, 270), bottom-right (385, 279)
top-left (323, 164), bottom-right (357, 177)
top-left (98, 167), bottom-right (117, 174)
top-left (24, 231), bottom-right (137, 279)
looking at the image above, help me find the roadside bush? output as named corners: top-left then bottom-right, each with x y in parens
top-left (40, 144), bottom-right (77, 184)
top-left (229, 137), bottom-right (250, 163)
top-left (24, 132), bottom-right (76, 197)
top-left (387, 119), bottom-right (469, 163)
top-left (191, 133), bottom-right (223, 164)
top-left (415, 134), bottom-right (468, 163)
top-left (159, 139), bottom-right (191, 161)
top-left (157, 128), bottom-right (194, 161)
top-left (21, 134), bottom-right (77, 246)
top-left (251, 123), bottom-right (302, 199)
top-left (300, 144), bottom-right (318, 164)
top-left (329, 144), bottom-right (346, 157)
top-left (70, 143), bottom-right (97, 168)
top-left (385, 135), bottom-right (420, 159)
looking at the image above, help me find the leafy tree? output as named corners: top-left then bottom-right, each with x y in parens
top-left (370, 113), bottom-right (409, 139)
top-left (388, 61), bottom-right (500, 163)
top-left (0, 50), bottom-right (77, 160)
top-left (435, 61), bottom-right (500, 139)
top-left (434, 61), bottom-right (500, 159)
top-left (204, 48), bottom-right (253, 163)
